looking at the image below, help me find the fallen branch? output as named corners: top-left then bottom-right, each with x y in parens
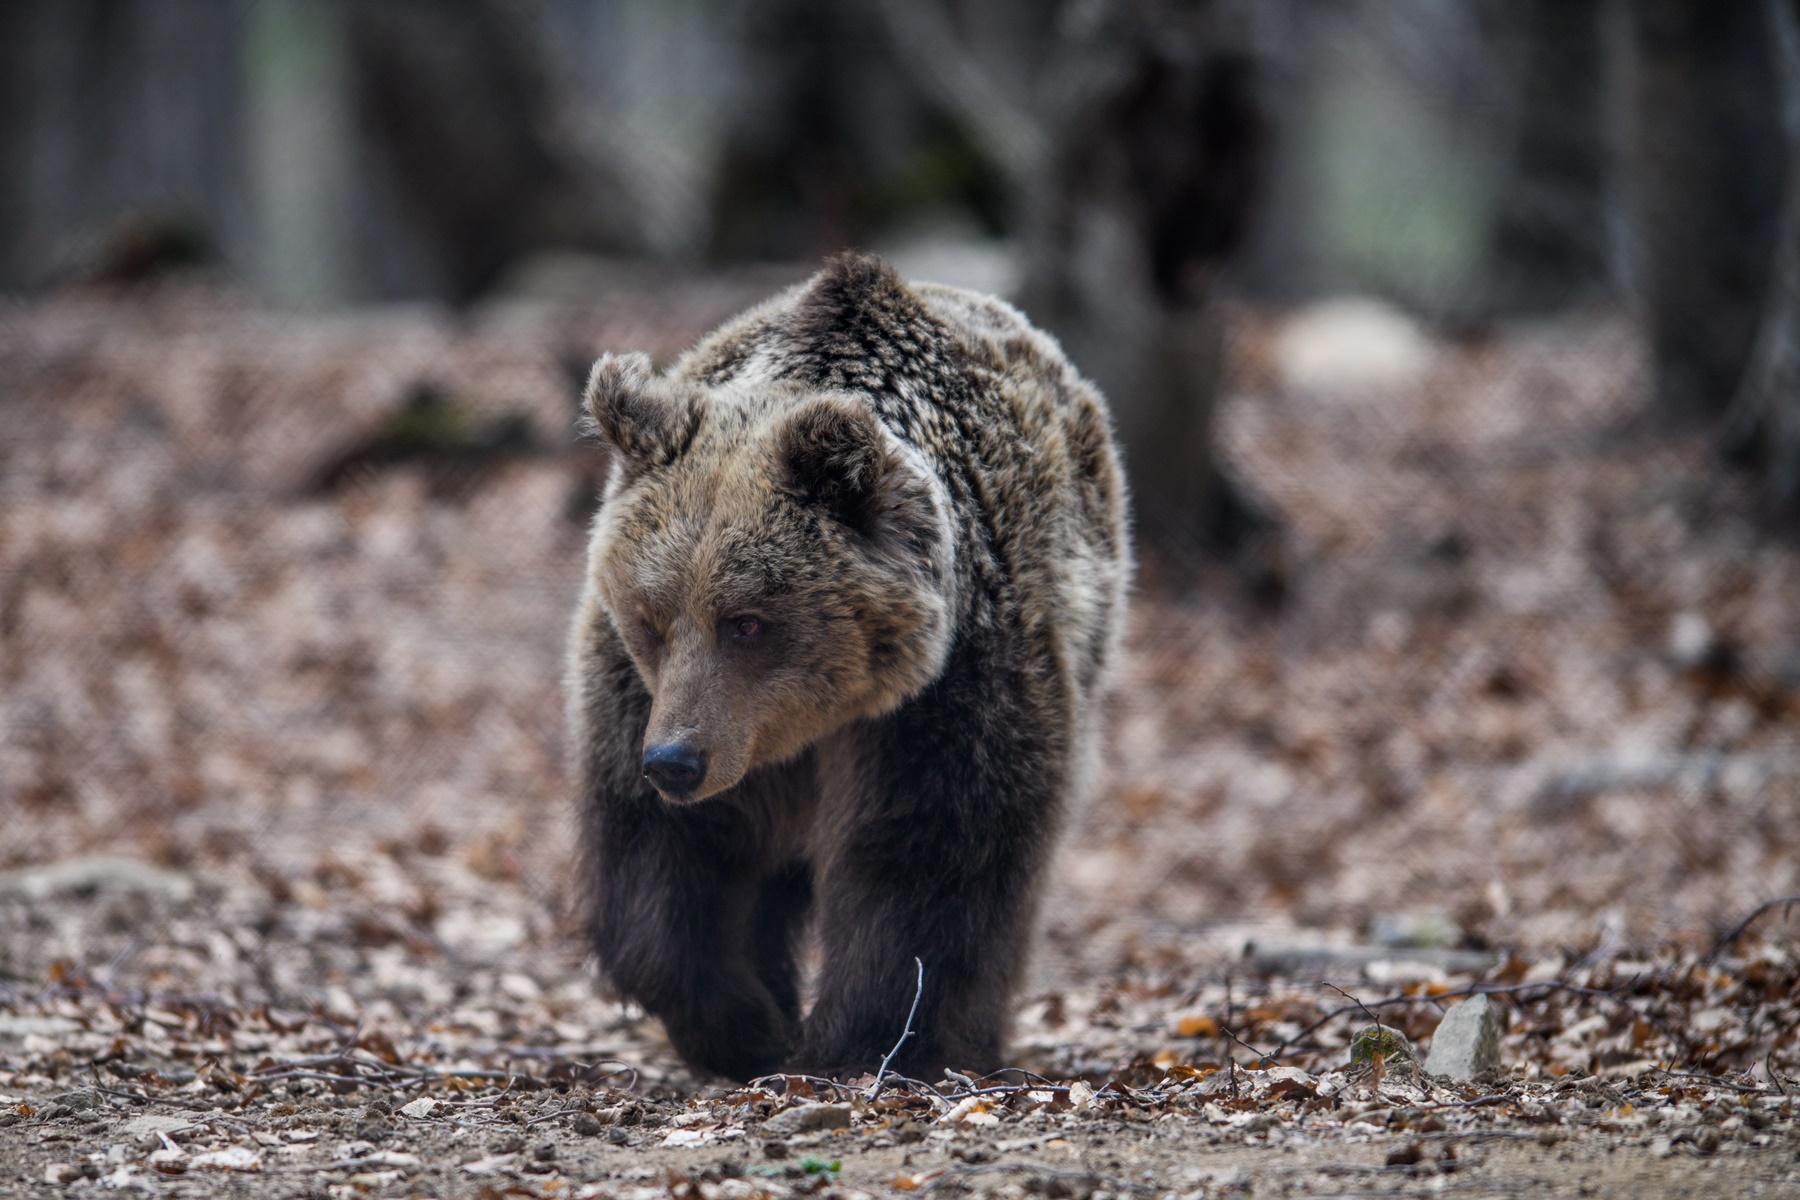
top-left (868, 957), bottom-right (925, 1103)
top-left (1704, 895), bottom-right (1800, 962)
top-left (1267, 978), bottom-right (1681, 1062)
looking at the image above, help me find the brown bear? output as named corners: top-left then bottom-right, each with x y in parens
top-left (567, 253), bottom-right (1129, 1082)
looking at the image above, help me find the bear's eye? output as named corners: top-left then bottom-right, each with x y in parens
top-left (641, 620), bottom-right (664, 646)
top-left (726, 615), bottom-right (762, 641)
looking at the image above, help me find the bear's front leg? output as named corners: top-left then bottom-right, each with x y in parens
top-left (575, 620), bottom-right (804, 1081)
top-left (588, 813), bottom-right (801, 1081)
top-left (796, 665), bottom-right (1069, 1080)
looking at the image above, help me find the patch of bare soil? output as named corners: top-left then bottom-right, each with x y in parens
top-left (3, 283), bottom-right (1799, 1197)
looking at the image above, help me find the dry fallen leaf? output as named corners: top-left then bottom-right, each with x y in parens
top-left (1177, 1015), bottom-right (1221, 1038)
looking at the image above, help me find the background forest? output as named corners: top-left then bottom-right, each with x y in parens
top-left (3, 2), bottom-right (1800, 1196)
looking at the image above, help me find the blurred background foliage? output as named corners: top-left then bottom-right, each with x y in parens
top-left (2, 0), bottom-right (1796, 559)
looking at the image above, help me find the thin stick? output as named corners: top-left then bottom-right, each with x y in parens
top-left (1656, 1069), bottom-right (1771, 1095)
top-left (1323, 981), bottom-right (1383, 1032)
top-left (868, 957), bottom-right (925, 1102)
top-left (1267, 979), bottom-right (1680, 1061)
top-left (1704, 895), bottom-right (1800, 962)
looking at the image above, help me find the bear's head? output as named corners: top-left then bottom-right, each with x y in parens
top-left (581, 352), bottom-right (957, 803)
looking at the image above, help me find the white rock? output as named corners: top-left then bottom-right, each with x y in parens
top-left (0, 856), bottom-right (196, 902)
top-left (0, 1016), bottom-right (80, 1039)
top-left (1272, 297), bottom-right (1437, 394)
top-left (460, 1152), bottom-right (520, 1175)
top-left (1424, 994), bottom-right (1501, 1080)
top-left (660, 1128), bottom-right (715, 1147)
top-left (189, 1145), bottom-right (260, 1171)
top-left (499, 972), bottom-right (542, 1003)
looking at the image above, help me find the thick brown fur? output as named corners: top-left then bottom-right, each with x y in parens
top-left (567, 254), bottom-right (1129, 1082)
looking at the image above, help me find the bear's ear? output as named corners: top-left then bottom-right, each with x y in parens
top-left (777, 398), bottom-right (938, 557)
top-left (580, 352), bottom-right (700, 463)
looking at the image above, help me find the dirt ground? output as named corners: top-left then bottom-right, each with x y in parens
top-left (3, 276), bottom-right (1800, 1197)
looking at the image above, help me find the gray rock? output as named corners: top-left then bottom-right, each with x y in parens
top-left (0, 856), bottom-right (197, 903)
top-left (1424, 994), bottom-right (1501, 1080)
top-left (0, 1016), bottom-right (80, 1039)
top-left (762, 1102), bottom-right (852, 1136)
top-left (51, 1089), bottom-right (101, 1110)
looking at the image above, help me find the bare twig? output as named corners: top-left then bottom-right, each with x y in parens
top-left (1703, 895), bottom-right (1800, 962)
top-left (1656, 1069), bottom-right (1771, 1095)
top-left (868, 957), bottom-right (925, 1103)
top-left (970, 1067), bottom-right (1058, 1088)
top-left (1212, 971), bottom-right (1275, 1067)
top-left (1268, 978), bottom-right (1681, 1062)
top-left (1324, 982), bottom-right (1384, 1033)
top-left (1766, 1054), bottom-right (1793, 1096)
top-left (748, 1073), bottom-right (856, 1101)
top-left (875, 1074), bottom-right (953, 1110)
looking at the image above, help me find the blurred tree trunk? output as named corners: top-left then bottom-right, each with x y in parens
top-left (347, 0), bottom-right (640, 302)
top-left (1721, 0), bottom-right (1800, 500)
top-left (707, 0), bottom-right (892, 260)
top-left (874, 0), bottom-right (1277, 571)
top-left (0, 0), bottom-right (248, 292)
top-left (1624, 0), bottom-right (1787, 420)
top-left (0, 1), bottom-right (31, 292)
top-left (1485, 0), bottom-right (1610, 314)
top-left (1064, 42), bottom-right (1270, 558)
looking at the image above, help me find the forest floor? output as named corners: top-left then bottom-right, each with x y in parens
top-left (3, 275), bottom-right (1799, 1197)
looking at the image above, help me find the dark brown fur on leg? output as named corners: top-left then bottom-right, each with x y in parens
top-left (795, 645), bottom-right (1064, 1079)
top-left (576, 624), bottom-right (810, 1081)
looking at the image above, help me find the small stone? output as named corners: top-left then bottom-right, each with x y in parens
top-left (763, 1138), bottom-right (790, 1159)
top-left (892, 1120), bottom-right (926, 1144)
top-left (1424, 995), bottom-right (1501, 1080)
top-left (1696, 1128), bottom-right (1722, 1155)
top-left (0, 1017), bottom-right (80, 1039)
top-left (52, 1089), bottom-right (101, 1111)
top-left (1040, 1173), bottom-right (1101, 1200)
top-left (762, 1102), bottom-right (852, 1136)
top-left (534, 1142), bottom-right (557, 1162)
top-left (491, 1134), bottom-right (525, 1155)
top-left (0, 856), bottom-right (198, 903)
top-left (570, 1113), bottom-right (603, 1137)
top-left (607, 1126), bottom-right (630, 1145)
top-left (1349, 1025), bottom-right (1416, 1068)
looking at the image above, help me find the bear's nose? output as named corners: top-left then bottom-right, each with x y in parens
top-left (642, 743), bottom-right (707, 797)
